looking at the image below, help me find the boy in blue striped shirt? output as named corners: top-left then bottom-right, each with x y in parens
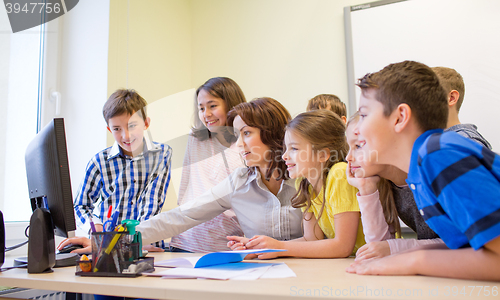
top-left (346, 61), bottom-right (500, 281)
top-left (74, 89), bottom-right (172, 243)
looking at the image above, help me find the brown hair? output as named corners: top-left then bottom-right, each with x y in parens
top-left (288, 110), bottom-right (348, 225)
top-left (227, 97), bottom-right (291, 180)
top-left (307, 94), bottom-right (347, 118)
top-left (346, 113), bottom-right (401, 237)
top-left (193, 77), bottom-right (246, 141)
top-left (103, 89), bottom-right (147, 125)
top-left (432, 67), bottom-right (465, 112)
top-left (357, 60), bottom-right (448, 131)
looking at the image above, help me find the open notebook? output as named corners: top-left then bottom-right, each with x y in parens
top-left (155, 249), bottom-right (286, 268)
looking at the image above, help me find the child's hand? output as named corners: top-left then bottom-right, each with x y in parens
top-left (57, 237), bottom-right (91, 254)
top-left (227, 236), bottom-right (259, 259)
top-left (94, 224), bottom-right (103, 232)
top-left (346, 162), bottom-right (380, 196)
top-left (245, 235), bottom-right (283, 259)
top-left (355, 241), bottom-right (391, 262)
top-left (346, 251), bottom-right (419, 276)
top-left (227, 236), bottom-right (249, 250)
top-left (143, 244), bottom-right (164, 252)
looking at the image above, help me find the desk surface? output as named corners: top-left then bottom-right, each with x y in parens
top-left (0, 252), bottom-right (498, 300)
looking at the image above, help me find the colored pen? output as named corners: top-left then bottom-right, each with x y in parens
top-left (103, 205), bottom-right (114, 231)
top-left (110, 210), bottom-right (119, 231)
top-left (89, 219), bottom-right (96, 233)
top-left (93, 224), bottom-right (126, 272)
top-left (107, 205), bottom-right (113, 219)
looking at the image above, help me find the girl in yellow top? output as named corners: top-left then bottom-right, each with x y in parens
top-left (228, 110), bottom-right (365, 258)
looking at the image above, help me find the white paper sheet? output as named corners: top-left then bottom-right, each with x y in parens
top-left (145, 262), bottom-right (296, 280)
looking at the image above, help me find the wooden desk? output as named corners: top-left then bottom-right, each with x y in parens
top-left (0, 252), bottom-right (498, 300)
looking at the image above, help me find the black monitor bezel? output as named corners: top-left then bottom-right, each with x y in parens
top-left (25, 118), bottom-right (76, 238)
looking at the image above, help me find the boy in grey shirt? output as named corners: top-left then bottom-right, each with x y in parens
top-left (432, 66), bottom-right (492, 149)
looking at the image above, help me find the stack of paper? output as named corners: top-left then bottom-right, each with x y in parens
top-left (146, 249), bottom-right (296, 280)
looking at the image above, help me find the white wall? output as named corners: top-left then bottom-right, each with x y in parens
top-left (347, 0), bottom-right (500, 150)
top-left (146, 88), bottom-right (197, 210)
top-left (107, 0), bottom-right (194, 210)
top-left (191, 0), bottom-right (364, 118)
top-left (4, 0), bottom-right (367, 226)
top-left (56, 0), bottom-right (110, 198)
top-left (2, 0), bottom-right (110, 248)
top-left (0, 19), bottom-right (40, 221)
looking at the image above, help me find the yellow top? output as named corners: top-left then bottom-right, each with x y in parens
top-left (299, 162), bottom-right (366, 254)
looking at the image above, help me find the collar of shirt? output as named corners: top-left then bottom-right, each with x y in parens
top-left (245, 167), bottom-right (296, 195)
top-left (407, 128), bottom-right (443, 184)
top-left (107, 134), bottom-right (161, 161)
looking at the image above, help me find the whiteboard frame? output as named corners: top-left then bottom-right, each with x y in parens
top-left (344, 0), bottom-right (407, 117)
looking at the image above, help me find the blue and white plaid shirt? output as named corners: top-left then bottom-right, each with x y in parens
top-left (74, 136), bottom-right (172, 238)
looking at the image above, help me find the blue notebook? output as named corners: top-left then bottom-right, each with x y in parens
top-left (155, 249), bottom-right (286, 268)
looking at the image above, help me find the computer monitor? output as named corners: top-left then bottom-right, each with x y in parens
top-left (17, 118), bottom-right (78, 273)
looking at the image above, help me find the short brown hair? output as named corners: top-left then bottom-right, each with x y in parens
top-left (307, 94), bottom-right (347, 118)
top-left (103, 89), bottom-right (147, 124)
top-left (432, 67), bottom-right (465, 112)
top-left (193, 77), bottom-right (247, 141)
top-left (357, 60), bottom-right (448, 131)
top-left (227, 97), bottom-right (291, 180)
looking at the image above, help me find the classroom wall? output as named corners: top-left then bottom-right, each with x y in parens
top-left (107, 0), bottom-right (364, 210)
top-left (57, 1), bottom-right (110, 204)
top-left (107, 0), bottom-right (194, 210)
top-left (191, 0), bottom-right (362, 117)
top-left (107, 0), bottom-right (193, 105)
top-left (346, 0), bottom-right (500, 151)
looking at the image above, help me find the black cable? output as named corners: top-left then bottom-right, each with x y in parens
top-left (4, 224), bottom-right (30, 252)
top-left (5, 240), bottom-right (28, 252)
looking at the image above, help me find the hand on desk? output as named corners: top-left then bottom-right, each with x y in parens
top-left (227, 235), bottom-right (283, 259)
top-left (57, 237), bottom-right (92, 254)
top-left (227, 236), bottom-right (249, 250)
top-left (346, 251), bottom-right (418, 276)
top-left (227, 236), bottom-right (257, 259)
top-left (355, 241), bottom-right (391, 262)
top-left (142, 244), bottom-right (164, 252)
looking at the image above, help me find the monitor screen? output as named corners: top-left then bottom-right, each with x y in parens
top-left (25, 118), bottom-right (76, 238)
top-left (18, 118), bottom-right (78, 273)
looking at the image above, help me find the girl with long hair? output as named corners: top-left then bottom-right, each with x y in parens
top-left (228, 110), bottom-right (365, 259)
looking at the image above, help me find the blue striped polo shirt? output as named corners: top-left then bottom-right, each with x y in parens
top-left (407, 129), bottom-right (500, 250)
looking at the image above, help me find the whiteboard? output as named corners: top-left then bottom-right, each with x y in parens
top-left (345, 0), bottom-right (500, 151)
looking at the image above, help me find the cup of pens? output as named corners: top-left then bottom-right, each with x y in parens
top-left (91, 229), bottom-right (132, 273)
top-left (76, 220), bottom-right (154, 277)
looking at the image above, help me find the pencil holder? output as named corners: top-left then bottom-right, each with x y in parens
top-left (91, 231), bottom-right (131, 273)
top-left (75, 230), bottom-right (153, 277)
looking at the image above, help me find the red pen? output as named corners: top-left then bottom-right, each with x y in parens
top-left (107, 205), bottom-right (113, 219)
top-left (103, 205), bottom-right (114, 232)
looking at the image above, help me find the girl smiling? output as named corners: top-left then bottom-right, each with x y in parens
top-left (228, 110), bottom-right (365, 259)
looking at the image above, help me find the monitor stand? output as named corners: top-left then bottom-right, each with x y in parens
top-left (14, 253), bottom-right (79, 268)
top-left (13, 208), bottom-right (80, 273)
top-left (14, 208), bottom-right (80, 271)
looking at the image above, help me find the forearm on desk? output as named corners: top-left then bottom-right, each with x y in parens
top-left (387, 238), bottom-right (445, 254)
top-left (279, 238), bottom-right (355, 258)
top-left (410, 246), bottom-right (500, 281)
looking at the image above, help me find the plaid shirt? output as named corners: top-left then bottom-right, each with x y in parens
top-left (74, 137), bottom-right (171, 238)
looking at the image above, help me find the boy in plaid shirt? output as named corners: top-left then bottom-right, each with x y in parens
top-left (74, 89), bottom-right (171, 246)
